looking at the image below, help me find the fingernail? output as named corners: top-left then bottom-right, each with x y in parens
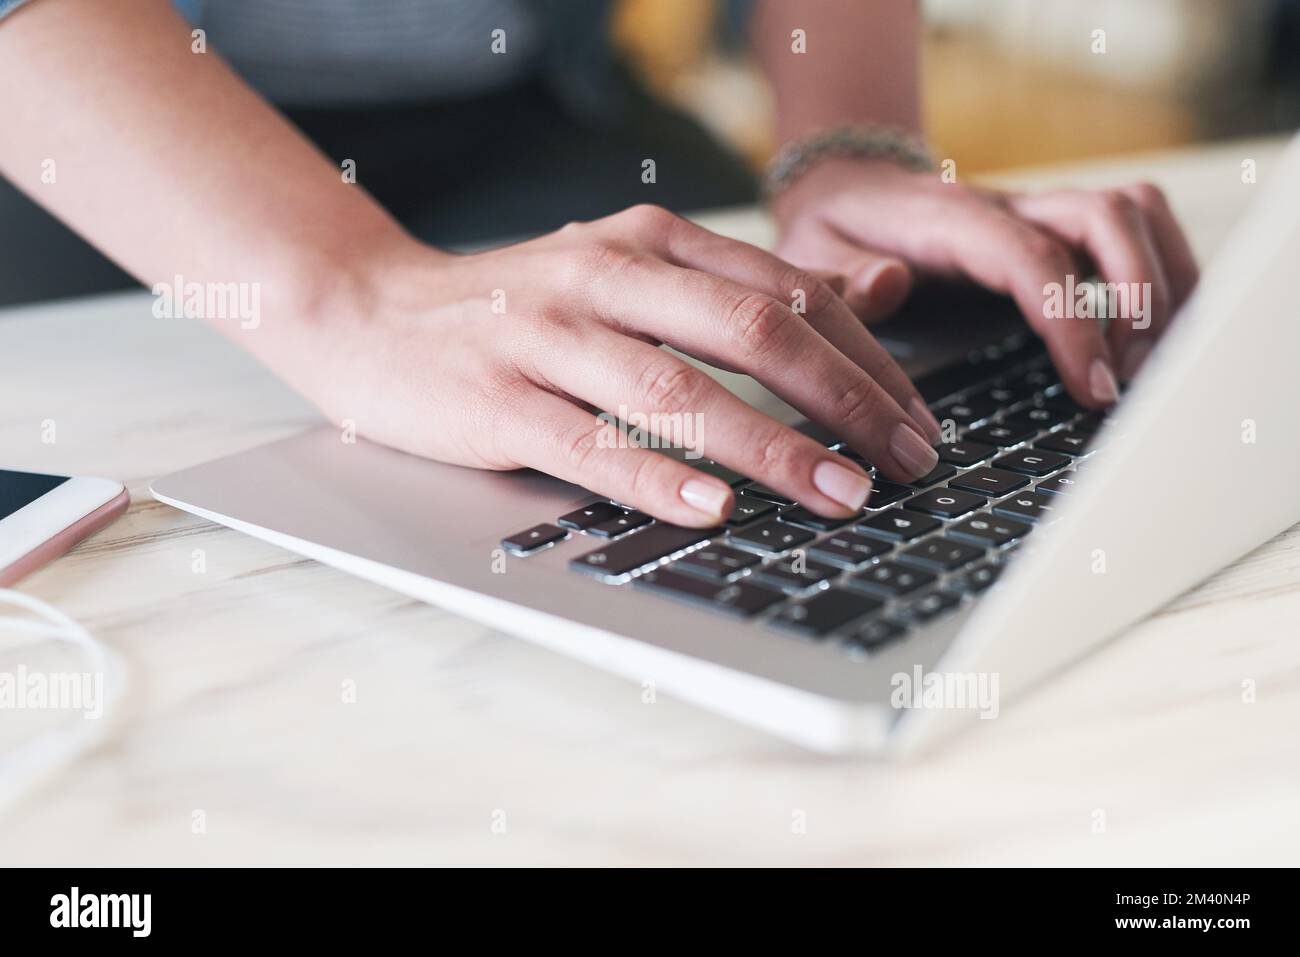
top-left (812, 459), bottom-right (873, 511)
top-left (889, 422), bottom-right (939, 479)
top-left (680, 478), bottom-right (731, 520)
top-left (909, 397), bottom-right (943, 442)
top-left (855, 258), bottom-right (911, 318)
top-left (1089, 358), bottom-right (1120, 404)
top-left (1120, 340), bottom-right (1152, 382)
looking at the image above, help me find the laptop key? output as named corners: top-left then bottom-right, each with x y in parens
top-left (971, 381), bottom-right (1035, 407)
top-left (846, 560), bottom-right (936, 599)
top-left (502, 523), bottom-right (568, 554)
top-left (1005, 406), bottom-right (1069, 431)
top-left (1036, 471), bottom-right (1078, 494)
top-left (751, 557), bottom-right (841, 594)
top-left (588, 511), bottom-right (652, 537)
top-left (809, 530), bottom-right (891, 567)
top-left (936, 397), bottom-right (998, 426)
top-left (935, 441), bottom-right (996, 467)
top-left (1012, 367), bottom-right (1060, 396)
top-left (1073, 411), bottom-right (1107, 434)
top-left (864, 480), bottom-right (913, 509)
top-left (557, 502), bottom-right (624, 531)
top-left (905, 487), bottom-right (985, 519)
top-left (726, 497), bottom-right (776, 526)
top-left (906, 462), bottom-right (958, 488)
top-left (897, 538), bottom-right (985, 572)
top-left (994, 490), bottom-right (1058, 522)
top-left (835, 446), bottom-right (873, 469)
top-left (778, 506), bottom-right (854, 532)
top-left (1040, 394), bottom-right (1089, 416)
top-left (993, 449), bottom-right (1071, 477)
top-left (948, 467), bottom-right (1030, 497)
top-left (738, 482), bottom-right (794, 506)
top-left (907, 588), bottom-right (963, 622)
top-left (856, 508), bottom-right (941, 542)
top-left (635, 568), bottom-right (783, 618)
top-left (964, 422), bottom-right (1037, 447)
top-left (673, 544), bottom-right (761, 580)
top-left (1035, 430), bottom-right (1093, 456)
top-left (993, 541), bottom-right (1024, 564)
top-left (953, 561), bottom-right (1001, 594)
top-left (947, 515), bottom-right (1031, 548)
top-left (689, 459), bottom-right (749, 487)
top-left (771, 588), bottom-right (882, 636)
top-left (728, 519), bottom-right (815, 554)
top-left (845, 617), bottom-right (907, 651)
top-left (570, 524), bottom-right (717, 578)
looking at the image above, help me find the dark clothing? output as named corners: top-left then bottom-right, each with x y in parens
top-left (0, 77), bottom-right (756, 307)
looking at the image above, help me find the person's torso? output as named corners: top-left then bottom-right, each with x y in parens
top-left (188, 0), bottom-right (546, 106)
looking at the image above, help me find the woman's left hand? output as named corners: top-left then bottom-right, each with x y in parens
top-left (771, 156), bottom-right (1200, 408)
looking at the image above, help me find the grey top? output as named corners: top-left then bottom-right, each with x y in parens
top-left (193, 0), bottom-right (543, 107)
top-left (0, 0), bottom-right (625, 115)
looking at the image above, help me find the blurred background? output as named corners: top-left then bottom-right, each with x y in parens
top-left (615, 0), bottom-right (1300, 172)
top-left (3, 0), bottom-right (1297, 309)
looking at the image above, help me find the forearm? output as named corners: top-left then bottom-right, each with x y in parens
top-left (752, 0), bottom-right (922, 143)
top-left (0, 0), bottom-right (426, 346)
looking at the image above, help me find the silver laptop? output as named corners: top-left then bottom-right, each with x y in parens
top-left (152, 135), bottom-right (1300, 755)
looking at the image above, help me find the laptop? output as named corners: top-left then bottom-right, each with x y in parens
top-left (151, 135), bottom-right (1300, 755)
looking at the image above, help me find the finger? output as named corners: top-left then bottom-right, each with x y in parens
top-left (578, 253), bottom-right (940, 481)
top-left (1008, 189), bottom-right (1171, 383)
top-left (642, 212), bottom-right (938, 440)
top-left (808, 269), bottom-right (848, 297)
top-left (1119, 182), bottom-right (1198, 308)
top-left (1116, 182), bottom-right (1200, 378)
top-left (501, 387), bottom-right (736, 527)
top-left (774, 218), bottom-right (913, 323)
top-left (827, 192), bottom-right (1119, 408)
top-left (530, 325), bottom-right (875, 516)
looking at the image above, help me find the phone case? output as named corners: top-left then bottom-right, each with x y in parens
top-left (0, 488), bottom-right (130, 586)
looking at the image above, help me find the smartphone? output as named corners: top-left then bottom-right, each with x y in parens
top-left (0, 469), bottom-right (129, 586)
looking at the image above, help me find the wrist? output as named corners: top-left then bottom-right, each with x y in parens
top-left (243, 229), bottom-right (450, 409)
top-left (764, 123), bottom-right (934, 202)
top-left (284, 231), bottom-right (449, 334)
top-left (770, 154), bottom-right (924, 224)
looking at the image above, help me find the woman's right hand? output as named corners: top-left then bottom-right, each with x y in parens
top-left (0, 5), bottom-right (938, 528)
top-left (286, 204), bottom-right (942, 528)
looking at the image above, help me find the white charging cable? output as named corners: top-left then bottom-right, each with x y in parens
top-left (0, 587), bottom-right (126, 814)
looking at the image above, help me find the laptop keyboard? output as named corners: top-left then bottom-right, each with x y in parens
top-left (498, 334), bottom-right (1109, 656)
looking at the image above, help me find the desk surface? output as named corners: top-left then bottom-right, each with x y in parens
top-left (3, 136), bottom-right (1297, 866)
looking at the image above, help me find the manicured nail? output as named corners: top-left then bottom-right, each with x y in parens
top-left (1089, 358), bottom-right (1120, 404)
top-left (812, 459), bottom-right (872, 511)
top-left (889, 422), bottom-right (939, 479)
top-left (1120, 340), bottom-right (1152, 382)
top-left (909, 397), bottom-right (943, 442)
top-left (680, 478), bottom-right (730, 520)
